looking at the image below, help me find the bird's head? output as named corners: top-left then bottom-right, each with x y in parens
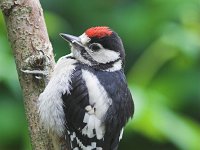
top-left (60, 26), bottom-right (125, 71)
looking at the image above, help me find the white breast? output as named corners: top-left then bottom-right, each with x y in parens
top-left (38, 54), bottom-right (77, 136)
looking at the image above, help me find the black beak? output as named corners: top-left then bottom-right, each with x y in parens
top-left (59, 33), bottom-right (82, 46)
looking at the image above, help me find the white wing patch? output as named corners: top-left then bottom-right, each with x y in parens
top-left (119, 128), bottom-right (124, 141)
top-left (38, 55), bottom-right (77, 136)
top-left (71, 132), bottom-right (102, 150)
top-left (81, 69), bottom-right (112, 140)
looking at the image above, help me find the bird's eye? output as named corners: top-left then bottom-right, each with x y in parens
top-left (89, 44), bottom-right (101, 51)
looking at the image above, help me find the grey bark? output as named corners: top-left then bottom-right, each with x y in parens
top-left (0, 0), bottom-right (65, 149)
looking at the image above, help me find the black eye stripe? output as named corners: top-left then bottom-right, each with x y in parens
top-left (79, 47), bottom-right (98, 64)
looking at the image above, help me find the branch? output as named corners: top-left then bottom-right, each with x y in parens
top-left (0, 0), bottom-right (65, 149)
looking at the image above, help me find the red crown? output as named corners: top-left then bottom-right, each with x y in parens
top-left (85, 26), bottom-right (112, 38)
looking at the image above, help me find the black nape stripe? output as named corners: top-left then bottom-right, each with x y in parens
top-left (93, 58), bottom-right (121, 70)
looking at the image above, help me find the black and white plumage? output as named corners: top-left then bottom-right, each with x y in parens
top-left (38, 26), bottom-right (134, 150)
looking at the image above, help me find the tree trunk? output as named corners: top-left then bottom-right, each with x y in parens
top-left (0, 0), bottom-right (63, 149)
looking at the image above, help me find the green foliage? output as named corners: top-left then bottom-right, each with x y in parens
top-left (0, 0), bottom-right (200, 149)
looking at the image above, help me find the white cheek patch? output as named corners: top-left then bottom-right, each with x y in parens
top-left (38, 54), bottom-right (77, 136)
top-left (89, 49), bottom-right (120, 64)
top-left (79, 33), bottom-right (91, 45)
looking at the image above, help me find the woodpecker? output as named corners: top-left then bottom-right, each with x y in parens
top-left (38, 26), bottom-right (134, 150)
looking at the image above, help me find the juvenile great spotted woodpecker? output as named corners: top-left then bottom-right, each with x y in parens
top-left (38, 26), bottom-right (134, 150)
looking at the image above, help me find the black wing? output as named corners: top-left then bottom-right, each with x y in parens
top-left (95, 70), bottom-right (134, 150)
top-left (62, 65), bottom-right (89, 129)
top-left (62, 65), bottom-right (134, 150)
top-left (62, 65), bottom-right (105, 149)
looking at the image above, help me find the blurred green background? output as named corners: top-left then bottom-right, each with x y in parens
top-left (0, 0), bottom-right (200, 150)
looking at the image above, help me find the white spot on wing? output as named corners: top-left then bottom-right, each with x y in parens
top-left (70, 134), bottom-right (103, 150)
top-left (83, 113), bottom-right (90, 124)
top-left (38, 54), bottom-right (77, 136)
top-left (94, 117), bottom-right (105, 140)
top-left (85, 105), bottom-right (92, 111)
top-left (75, 136), bottom-right (101, 150)
top-left (70, 132), bottom-right (76, 141)
top-left (91, 142), bottom-right (96, 149)
top-left (119, 128), bottom-right (124, 141)
top-left (85, 105), bottom-right (95, 114)
top-left (87, 115), bottom-right (95, 138)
